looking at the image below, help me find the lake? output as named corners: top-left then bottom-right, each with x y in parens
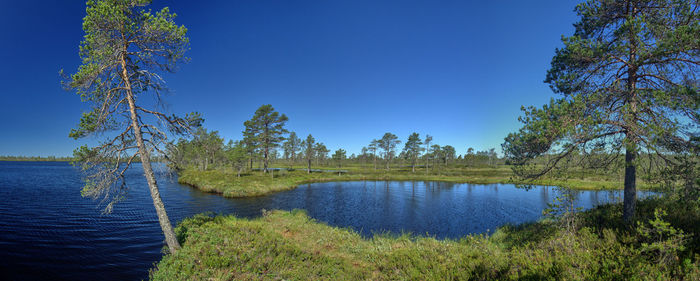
top-left (0, 161), bottom-right (652, 280)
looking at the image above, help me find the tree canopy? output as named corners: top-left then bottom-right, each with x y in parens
top-left (283, 131), bottom-right (301, 163)
top-left (332, 148), bottom-right (347, 169)
top-left (378, 133), bottom-right (401, 170)
top-left (503, 0), bottom-right (699, 222)
top-left (64, 0), bottom-right (201, 253)
top-left (303, 134), bottom-right (316, 173)
top-left (243, 104), bottom-right (289, 173)
top-left (402, 132), bottom-right (424, 172)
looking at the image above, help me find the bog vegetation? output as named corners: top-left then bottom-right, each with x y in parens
top-left (158, 103), bottom-right (698, 280)
top-left (151, 198), bottom-right (700, 280)
top-left (56, 0), bottom-right (697, 280)
top-left (152, 0), bottom-right (698, 279)
top-left (168, 104), bottom-right (662, 198)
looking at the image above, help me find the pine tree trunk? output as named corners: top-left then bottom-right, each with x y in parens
top-left (622, 144), bottom-right (637, 223)
top-left (121, 53), bottom-right (180, 254)
top-left (622, 2), bottom-right (638, 224)
top-left (125, 91), bottom-right (180, 253)
top-left (263, 146), bottom-right (269, 173)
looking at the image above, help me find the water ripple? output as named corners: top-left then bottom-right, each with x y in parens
top-left (0, 162), bottom-right (655, 280)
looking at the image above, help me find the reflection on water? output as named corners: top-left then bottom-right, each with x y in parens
top-left (257, 180), bottom-right (654, 239)
top-left (0, 161), bottom-right (655, 281)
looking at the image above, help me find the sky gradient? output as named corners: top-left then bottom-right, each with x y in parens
top-left (0, 0), bottom-right (580, 157)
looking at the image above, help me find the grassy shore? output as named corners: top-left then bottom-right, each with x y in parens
top-left (150, 197), bottom-right (699, 280)
top-left (178, 165), bottom-right (652, 198)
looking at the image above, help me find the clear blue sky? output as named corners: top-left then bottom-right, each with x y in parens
top-left (0, 0), bottom-right (580, 157)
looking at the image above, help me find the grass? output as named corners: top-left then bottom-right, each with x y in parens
top-left (178, 164), bottom-right (653, 198)
top-left (150, 198), bottom-right (700, 280)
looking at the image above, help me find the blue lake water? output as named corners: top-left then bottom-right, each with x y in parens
top-left (0, 161), bottom-right (653, 280)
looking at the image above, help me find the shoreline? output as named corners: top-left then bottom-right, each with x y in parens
top-left (151, 169), bottom-right (692, 281)
top-left (176, 167), bottom-right (654, 198)
top-left (150, 197), bottom-right (697, 280)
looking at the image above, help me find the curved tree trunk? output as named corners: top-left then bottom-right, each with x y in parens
top-left (125, 92), bottom-right (181, 253)
top-left (121, 55), bottom-right (181, 254)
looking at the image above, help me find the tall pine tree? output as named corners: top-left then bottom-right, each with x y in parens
top-left (402, 132), bottom-right (424, 172)
top-left (243, 105), bottom-right (289, 173)
top-left (64, 0), bottom-right (201, 253)
top-left (504, 0), bottom-right (698, 223)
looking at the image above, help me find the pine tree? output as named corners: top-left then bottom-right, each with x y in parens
top-left (243, 104), bottom-right (288, 173)
top-left (64, 0), bottom-right (202, 253)
top-left (504, 0), bottom-right (698, 223)
top-left (402, 132), bottom-right (424, 172)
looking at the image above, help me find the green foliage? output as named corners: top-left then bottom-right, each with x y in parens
top-left (176, 164), bottom-right (653, 199)
top-left (464, 147), bottom-right (499, 167)
top-left (637, 208), bottom-right (689, 268)
top-left (166, 128), bottom-right (224, 171)
top-left (314, 142), bottom-right (330, 164)
top-left (377, 132), bottom-right (400, 170)
top-left (442, 145), bottom-right (456, 163)
top-left (64, 0), bottom-right (200, 212)
top-left (503, 0), bottom-right (699, 222)
top-left (402, 132), bottom-right (423, 171)
top-left (282, 131), bottom-right (302, 162)
top-left (72, 145), bottom-right (97, 163)
top-left (68, 108), bottom-right (107, 139)
top-left (243, 104), bottom-right (289, 173)
top-left (225, 140), bottom-right (248, 176)
top-left (192, 128), bottom-right (224, 170)
top-left (302, 134), bottom-right (316, 171)
top-left (653, 137), bottom-right (700, 206)
top-left (331, 149), bottom-right (346, 169)
top-left (151, 198), bottom-right (700, 280)
top-left (542, 187), bottom-right (583, 234)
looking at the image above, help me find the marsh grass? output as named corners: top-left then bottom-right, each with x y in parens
top-left (154, 166), bottom-right (689, 280)
top-left (178, 165), bottom-right (652, 198)
top-left (150, 198), bottom-right (699, 280)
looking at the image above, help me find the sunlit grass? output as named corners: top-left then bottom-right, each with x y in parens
top-left (150, 198), bottom-right (700, 280)
top-left (177, 165), bottom-right (653, 198)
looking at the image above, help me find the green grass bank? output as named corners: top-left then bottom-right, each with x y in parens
top-left (150, 198), bottom-right (699, 280)
top-left (177, 165), bottom-right (652, 198)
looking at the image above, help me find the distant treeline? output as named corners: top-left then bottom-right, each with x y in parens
top-left (0, 155), bottom-right (169, 163)
top-left (165, 104), bottom-right (678, 183)
top-left (0, 155), bottom-right (73, 162)
top-left (167, 129), bottom-right (503, 172)
top-left (166, 104), bottom-right (504, 174)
